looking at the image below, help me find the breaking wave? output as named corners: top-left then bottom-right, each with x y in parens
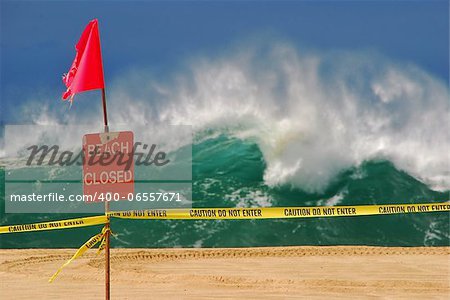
top-left (7, 41), bottom-right (450, 193)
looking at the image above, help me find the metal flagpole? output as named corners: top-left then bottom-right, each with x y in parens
top-left (101, 88), bottom-right (111, 300)
top-left (102, 88), bottom-right (109, 133)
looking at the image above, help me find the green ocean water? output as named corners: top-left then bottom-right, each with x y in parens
top-left (0, 134), bottom-right (449, 248)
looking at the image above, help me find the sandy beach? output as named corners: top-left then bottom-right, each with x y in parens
top-left (0, 246), bottom-right (449, 299)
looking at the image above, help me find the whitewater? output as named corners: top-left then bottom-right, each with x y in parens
top-left (11, 42), bottom-right (449, 193)
top-left (1, 42), bottom-right (448, 247)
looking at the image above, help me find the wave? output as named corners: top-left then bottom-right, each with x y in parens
top-left (6, 41), bottom-right (450, 193)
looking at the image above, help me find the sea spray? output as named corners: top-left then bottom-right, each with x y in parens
top-left (1, 42), bottom-right (448, 247)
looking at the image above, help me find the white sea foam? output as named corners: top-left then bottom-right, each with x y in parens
top-left (226, 188), bottom-right (272, 208)
top-left (424, 221), bottom-right (448, 246)
top-left (317, 191), bottom-right (346, 206)
top-left (5, 41), bottom-right (449, 193)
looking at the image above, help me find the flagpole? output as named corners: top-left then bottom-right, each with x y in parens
top-left (102, 88), bottom-right (109, 133)
top-left (63, 18), bottom-right (111, 300)
top-left (101, 87), bottom-right (111, 300)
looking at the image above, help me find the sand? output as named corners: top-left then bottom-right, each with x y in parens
top-left (0, 246), bottom-right (449, 299)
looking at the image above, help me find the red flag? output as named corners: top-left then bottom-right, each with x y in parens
top-left (62, 19), bottom-right (105, 102)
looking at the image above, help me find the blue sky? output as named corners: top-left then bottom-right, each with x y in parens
top-left (1, 0), bottom-right (448, 123)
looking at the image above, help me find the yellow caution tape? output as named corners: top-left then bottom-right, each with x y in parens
top-left (0, 215), bottom-right (108, 234)
top-left (109, 202), bottom-right (450, 220)
top-left (96, 226), bottom-right (115, 255)
top-left (96, 231), bottom-right (108, 255)
top-left (49, 226), bottom-right (109, 282)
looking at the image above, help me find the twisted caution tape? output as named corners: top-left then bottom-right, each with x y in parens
top-left (0, 215), bottom-right (108, 234)
top-left (49, 226), bottom-right (110, 282)
top-left (108, 202), bottom-right (450, 220)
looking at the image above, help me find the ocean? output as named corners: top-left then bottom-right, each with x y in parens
top-left (0, 134), bottom-right (448, 248)
top-left (1, 44), bottom-right (449, 248)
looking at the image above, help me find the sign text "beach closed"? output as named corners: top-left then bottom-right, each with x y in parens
top-left (83, 131), bottom-right (134, 201)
